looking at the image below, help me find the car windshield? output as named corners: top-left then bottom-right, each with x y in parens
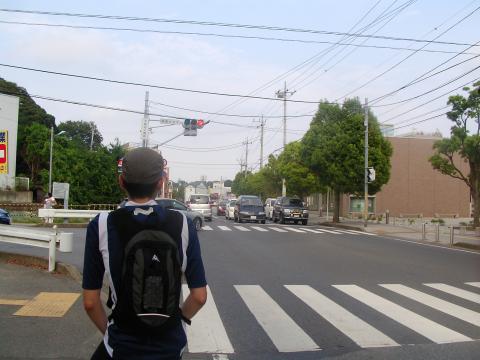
top-left (240, 197), bottom-right (262, 206)
top-left (190, 195), bottom-right (209, 204)
top-left (285, 198), bottom-right (303, 206)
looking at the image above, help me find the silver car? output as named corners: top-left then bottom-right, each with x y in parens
top-left (156, 198), bottom-right (204, 231)
top-left (188, 194), bottom-right (212, 221)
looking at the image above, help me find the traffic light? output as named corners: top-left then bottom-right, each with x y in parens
top-left (367, 167), bottom-right (376, 183)
top-left (197, 119), bottom-right (205, 129)
top-left (183, 119), bottom-right (209, 136)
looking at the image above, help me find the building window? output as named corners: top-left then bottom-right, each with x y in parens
top-left (349, 196), bottom-right (375, 214)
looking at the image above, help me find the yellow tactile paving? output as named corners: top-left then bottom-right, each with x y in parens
top-left (14, 292), bottom-right (80, 317)
top-left (0, 299), bottom-right (29, 306)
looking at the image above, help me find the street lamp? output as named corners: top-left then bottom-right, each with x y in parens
top-left (48, 127), bottom-right (66, 194)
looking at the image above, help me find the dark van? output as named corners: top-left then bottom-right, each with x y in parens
top-left (234, 195), bottom-right (266, 224)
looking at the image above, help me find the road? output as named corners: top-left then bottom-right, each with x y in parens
top-left (1, 217), bottom-right (479, 359)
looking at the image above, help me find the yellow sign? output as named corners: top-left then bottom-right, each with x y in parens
top-left (0, 130), bottom-right (7, 174)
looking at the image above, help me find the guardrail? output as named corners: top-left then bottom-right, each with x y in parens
top-left (0, 225), bottom-right (73, 272)
top-left (38, 208), bottom-right (110, 221)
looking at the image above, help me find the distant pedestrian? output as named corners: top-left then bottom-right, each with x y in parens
top-left (43, 193), bottom-right (56, 223)
top-left (82, 148), bottom-right (207, 359)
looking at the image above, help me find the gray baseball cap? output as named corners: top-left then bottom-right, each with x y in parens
top-left (121, 148), bottom-right (164, 184)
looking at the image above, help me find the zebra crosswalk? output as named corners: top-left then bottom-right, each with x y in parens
top-left (201, 224), bottom-right (376, 236)
top-left (182, 282), bottom-right (480, 355)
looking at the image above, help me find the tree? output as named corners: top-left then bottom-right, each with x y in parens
top-left (429, 82), bottom-right (480, 228)
top-left (276, 142), bottom-right (322, 198)
top-left (58, 120), bottom-right (103, 149)
top-left (302, 99), bottom-right (392, 222)
top-left (20, 123), bottom-right (50, 184)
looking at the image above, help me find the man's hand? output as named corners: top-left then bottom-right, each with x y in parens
top-left (181, 286), bottom-right (207, 321)
top-left (83, 289), bottom-right (108, 334)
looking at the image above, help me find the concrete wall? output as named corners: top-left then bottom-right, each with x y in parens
top-left (0, 190), bottom-right (33, 203)
top-left (368, 137), bottom-right (470, 217)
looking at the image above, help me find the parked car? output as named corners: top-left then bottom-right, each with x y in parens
top-left (217, 200), bottom-right (227, 216)
top-left (234, 195), bottom-right (266, 224)
top-left (188, 194), bottom-right (212, 222)
top-left (264, 198), bottom-right (276, 220)
top-left (156, 198), bottom-right (204, 231)
top-left (0, 208), bottom-right (11, 225)
top-left (273, 197), bottom-right (308, 225)
top-left (225, 199), bottom-right (236, 220)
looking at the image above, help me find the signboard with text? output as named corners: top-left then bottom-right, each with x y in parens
top-left (0, 130), bottom-right (8, 174)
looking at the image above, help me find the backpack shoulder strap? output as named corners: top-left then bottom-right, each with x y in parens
top-left (98, 211), bottom-right (118, 306)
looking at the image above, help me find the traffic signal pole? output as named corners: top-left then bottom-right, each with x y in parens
top-left (364, 98), bottom-right (369, 229)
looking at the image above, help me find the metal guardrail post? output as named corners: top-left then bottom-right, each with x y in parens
top-left (422, 222), bottom-right (426, 241)
top-left (435, 224), bottom-right (440, 242)
top-left (449, 226), bottom-right (454, 247)
top-left (48, 225), bottom-right (58, 272)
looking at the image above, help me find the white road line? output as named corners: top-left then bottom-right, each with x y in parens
top-left (250, 226), bottom-right (268, 232)
top-left (315, 228), bottom-right (342, 234)
top-left (303, 228), bottom-right (325, 234)
top-left (233, 226), bottom-right (250, 231)
top-left (217, 226), bottom-right (232, 231)
top-left (182, 285), bottom-right (234, 354)
top-left (424, 283), bottom-right (480, 304)
top-left (334, 285), bottom-right (471, 344)
top-left (334, 230), bottom-right (361, 235)
top-left (202, 226), bottom-right (213, 231)
top-left (286, 285), bottom-right (398, 348)
top-left (268, 227), bottom-right (288, 233)
top-left (212, 355), bottom-right (229, 360)
top-left (465, 282), bottom-right (480, 289)
top-left (341, 229), bottom-right (377, 236)
top-left (235, 285), bottom-right (320, 352)
top-left (380, 284), bottom-right (480, 327)
top-left (284, 227), bottom-right (307, 233)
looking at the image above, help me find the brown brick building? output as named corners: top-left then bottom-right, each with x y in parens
top-left (344, 136), bottom-right (471, 218)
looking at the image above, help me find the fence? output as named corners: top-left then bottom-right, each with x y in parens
top-left (0, 225), bottom-right (73, 272)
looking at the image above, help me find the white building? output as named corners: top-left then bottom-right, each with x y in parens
top-left (0, 93), bottom-right (19, 190)
top-left (184, 182), bottom-right (208, 203)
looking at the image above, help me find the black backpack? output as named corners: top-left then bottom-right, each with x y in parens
top-left (109, 207), bottom-right (182, 334)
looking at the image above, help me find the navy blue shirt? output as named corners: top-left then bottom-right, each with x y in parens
top-left (83, 203), bottom-right (207, 359)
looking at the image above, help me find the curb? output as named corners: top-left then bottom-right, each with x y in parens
top-left (34, 223), bottom-right (89, 229)
top-left (0, 251), bottom-right (83, 282)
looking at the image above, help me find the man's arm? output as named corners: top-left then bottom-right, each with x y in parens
top-left (83, 289), bottom-right (108, 334)
top-left (181, 286), bottom-right (207, 320)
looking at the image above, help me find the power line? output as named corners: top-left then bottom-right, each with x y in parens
top-left (392, 112), bottom-right (447, 131)
top-left (373, 65), bottom-right (480, 107)
top-left (336, 5), bottom-right (480, 100)
top-left (381, 105), bottom-right (449, 125)
top-left (0, 63), bottom-right (324, 104)
top-left (1, 8), bottom-right (478, 47)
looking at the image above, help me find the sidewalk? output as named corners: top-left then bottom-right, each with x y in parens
top-left (0, 253), bottom-right (102, 359)
top-left (308, 213), bottom-right (480, 250)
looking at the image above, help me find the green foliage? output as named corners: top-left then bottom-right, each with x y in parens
top-left (429, 81), bottom-right (480, 227)
top-left (301, 98), bottom-right (392, 222)
top-left (58, 120), bottom-right (103, 149)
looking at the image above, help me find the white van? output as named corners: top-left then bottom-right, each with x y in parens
top-left (188, 194), bottom-right (212, 221)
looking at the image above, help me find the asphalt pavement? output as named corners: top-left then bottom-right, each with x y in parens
top-left (0, 217), bottom-right (479, 359)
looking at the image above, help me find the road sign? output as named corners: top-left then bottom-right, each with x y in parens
top-left (0, 130), bottom-right (8, 174)
top-left (367, 167), bottom-right (376, 183)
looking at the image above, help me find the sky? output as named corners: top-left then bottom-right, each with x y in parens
top-left (0, 0), bottom-right (479, 182)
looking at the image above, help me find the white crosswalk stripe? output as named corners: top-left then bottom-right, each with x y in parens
top-left (380, 284), bottom-right (480, 327)
top-left (268, 227), bottom-right (288, 232)
top-left (315, 228), bottom-right (343, 234)
top-left (334, 285), bottom-right (472, 344)
top-left (424, 283), bottom-right (480, 304)
top-left (303, 228), bottom-right (325, 234)
top-left (465, 282), bottom-right (480, 289)
top-left (286, 285), bottom-right (398, 348)
top-left (184, 282), bottom-right (478, 355)
top-left (233, 226), bottom-right (250, 231)
top-left (235, 285), bottom-right (320, 352)
top-left (284, 227), bottom-right (307, 233)
top-left (182, 285), bottom-right (234, 354)
top-left (217, 226), bottom-right (232, 231)
top-left (342, 229), bottom-right (377, 236)
top-left (202, 225), bottom-right (213, 231)
top-left (250, 226), bottom-right (269, 232)
top-left (333, 229), bottom-right (361, 235)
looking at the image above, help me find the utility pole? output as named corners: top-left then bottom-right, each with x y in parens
top-left (255, 116), bottom-right (266, 169)
top-left (141, 91), bottom-right (150, 147)
top-left (243, 137), bottom-right (249, 178)
top-left (364, 98), bottom-right (369, 229)
top-left (276, 81), bottom-right (295, 196)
